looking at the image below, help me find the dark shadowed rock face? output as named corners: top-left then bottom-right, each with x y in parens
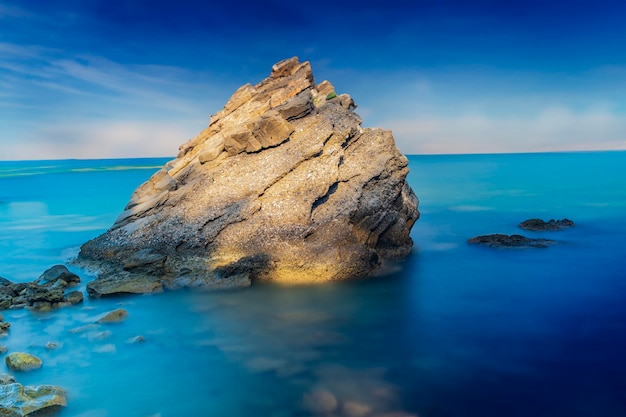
top-left (0, 265), bottom-right (84, 310)
top-left (468, 234), bottom-right (556, 248)
top-left (519, 218), bottom-right (574, 231)
top-left (76, 57), bottom-right (420, 296)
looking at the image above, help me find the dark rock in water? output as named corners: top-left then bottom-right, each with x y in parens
top-left (36, 265), bottom-right (81, 287)
top-left (0, 294), bottom-right (12, 310)
top-left (0, 322), bottom-right (10, 333)
top-left (0, 266), bottom-right (84, 310)
top-left (468, 234), bottom-right (556, 248)
top-left (0, 286), bottom-right (14, 297)
top-left (519, 218), bottom-right (574, 231)
top-left (75, 57), bottom-right (420, 295)
top-left (0, 382), bottom-right (67, 416)
top-left (22, 284), bottom-right (65, 307)
top-left (9, 283), bottom-right (27, 294)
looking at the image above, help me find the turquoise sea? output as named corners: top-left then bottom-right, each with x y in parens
top-left (0, 152), bottom-right (625, 416)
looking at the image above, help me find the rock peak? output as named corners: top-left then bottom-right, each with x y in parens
top-left (270, 56), bottom-right (301, 78)
top-left (77, 57), bottom-right (419, 297)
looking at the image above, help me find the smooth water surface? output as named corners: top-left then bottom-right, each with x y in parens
top-left (0, 153), bottom-right (625, 416)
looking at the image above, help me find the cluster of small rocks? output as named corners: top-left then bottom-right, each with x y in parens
top-left (0, 363), bottom-right (67, 416)
top-left (468, 218), bottom-right (575, 249)
top-left (0, 265), bottom-right (84, 311)
top-left (0, 305), bottom-right (142, 416)
top-left (0, 351), bottom-right (67, 416)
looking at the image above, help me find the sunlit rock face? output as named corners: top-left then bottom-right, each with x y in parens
top-left (77, 57), bottom-right (419, 296)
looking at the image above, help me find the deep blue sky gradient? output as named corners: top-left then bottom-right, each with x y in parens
top-left (2, 0), bottom-right (626, 159)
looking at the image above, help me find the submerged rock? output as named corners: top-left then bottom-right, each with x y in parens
top-left (65, 290), bottom-right (84, 305)
top-left (342, 401), bottom-right (372, 417)
top-left (5, 353), bottom-right (43, 372)
top-left (468, 234), bottom-right (555, 248)
top-left (0, 382), bottom-right (67, 416)
top-left (96, 308), bottom-right (129, 324)
top-left (45, 341), bottom-right (62, 350)
top-left (519, 218), bottom-right (574, 231)
top-left (126, 335), bottom-right (146, 344)
top-left (302, 389), bottom-right (338, 415)
top-left (76, 57), bottom-right (419, 295)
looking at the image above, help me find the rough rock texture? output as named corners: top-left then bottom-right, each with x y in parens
top-left (0, 314), bottom-right (9, 334)
top-left (0, 266), bottom-right (84, 310)
top-left (468, 234), bottom-right (556, 248)
top-left (5, 353), bottom-right (42, 372)
top-left (77, 57), bottom-right (419, 296)
top-left (0, 373), bottom-right (16, 384)
top-left (35, 265), bottom-right (80, 287)
top-left (0, 383), bottom-right (67, 416)
top-left (519, 218), bottom-right (574, 231)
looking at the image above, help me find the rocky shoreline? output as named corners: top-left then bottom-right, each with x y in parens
top-left (0, 261), bottom-right (139, 416)
top-left (0, 265), bottom-right (86, 416)
top-left (0, 265), bottom-right (84, 312)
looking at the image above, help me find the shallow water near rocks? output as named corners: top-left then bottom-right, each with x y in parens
top-left (0, 152), bottom-right (625, 416)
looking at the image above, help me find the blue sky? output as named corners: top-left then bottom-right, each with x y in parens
top-left (1, 0), bottom-right (626, 159)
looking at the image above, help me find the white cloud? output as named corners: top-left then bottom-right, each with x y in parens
top-left (1, 120), bottom-right (205, 160)
top-left (387, 107), bottom-right (626, 154)
top-left (0, 42), bottom-right (232, 160)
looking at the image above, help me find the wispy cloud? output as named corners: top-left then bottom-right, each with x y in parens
top-left (1, 119), bottom-right (203, 160)
top-left (0, 40), bottom-right (234, 159)
top-left (343, 65), bottom-right (626, 154)
top-left (0, 4), bottom-right (31, 19)
top-left (386, 107), bottom-right (626, 154)
top-left (0, 42), bottom-right (227, 113)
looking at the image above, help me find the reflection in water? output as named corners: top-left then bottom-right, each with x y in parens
top-left (2, 273), bottom-right (420, 416)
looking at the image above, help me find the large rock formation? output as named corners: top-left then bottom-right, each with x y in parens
top-left (77, 57), bottom-right (419, 296)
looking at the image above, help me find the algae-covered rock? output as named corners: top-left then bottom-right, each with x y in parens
top-left (0, 382), bottom-right (67, 416)
top-left (5, 353), bottom-right (43, 372)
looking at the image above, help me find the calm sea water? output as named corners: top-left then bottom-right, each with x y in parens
top-left (0, 152), bottom-right (625, 417)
